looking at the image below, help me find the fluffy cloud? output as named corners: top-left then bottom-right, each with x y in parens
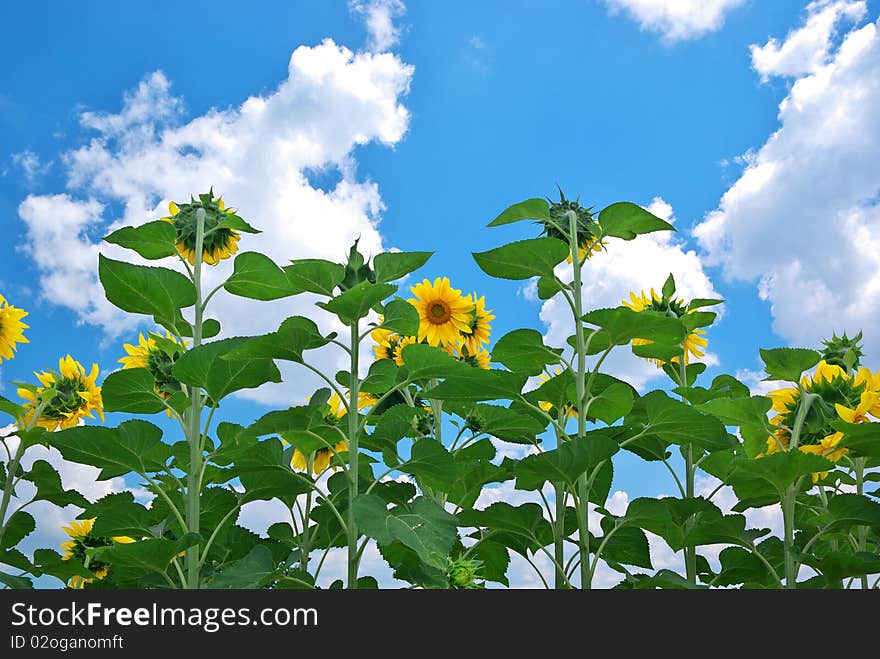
top-left (750, 1), bottom-right (867, 80)
top-left (602, 0), bottom-right (745, 42)
top-left (349, 0), bottom-right (406, 52)
top-left (18, 36), bottom-right (414, 403)
top-left (536, 197), bottom-right (720, 391)
top-left (694, 11), bottom-right (880, 358)
top-left (10, 150), bottom-right (51, 185)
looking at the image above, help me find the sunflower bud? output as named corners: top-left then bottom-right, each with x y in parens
top-left (340, 239), bottom-right (376, 291)
top-left (542, 189), bottom-right (603, 260)
top-left (446, 557), bottom-right (484, 589)
top-left (821, 331), bottom-right (863, 374)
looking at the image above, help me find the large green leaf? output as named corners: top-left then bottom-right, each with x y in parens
top-left (402, 439), bottom-right (459, 493)
top-left (759, 347), bottom-right (821, 382)
top-left (353, 495), bottom-right (458, 570)
top-left (488, 198), bottom-right (550, 226)
top-left (585, 382), bottom-right (634, 425)
top-left (381, 298), bottom-right (420, 336)
top-left (98, 255), bottom-right (195, 318)
top-left (1, 511), bottom-right (35, 550)
top-left (209, 545), bottom-right (278, 588)
top-left (726, 451), bottom-right (834, 503)
top-left (86, 493), bottom-right (155, 538)
top-left (622, 497), bottom-right (749, 552)
top-left (101, 368), bottom-right (167, 414)
top-left (317, 281), bottom-right (396, 325)
top-left (104, 221), bottom-right (177, 259)
top-left (598, 202), bottom-right (674, 240)
top-left (373, 251), bottom-right (432, 283)
top-left (625, 391), bottom-right (731, 452)
top-left (491, 329), bottom-right (562, 375)
top-left (472, 238), bottom-right (568, 280)
top-left (49, 419), bottom-right (171, 479)
top-left (511, 432), bottom-right (618, 490)
top-left (95, 537), bottom-right (193, 576)
top-left (833, 421), bottom-right (880, 457)
top-left (696, 396), bottom-right (772, 431)
top-left (173, 337), bottom-right (281, 401)
top-left (21, 460), bottom-right (90, 509)
top-left (825, 494), bottom-right (880, 531)
top-left (284, 259), bottom-right (344, 296)
top-left (223, 316), bottom-right (333, 363)
top-left (582, 307), bottom-right (685, 347)
top-left (224, 252), bottom-right (299, 300)
top-left (450, 403), bottom-right (546, 445)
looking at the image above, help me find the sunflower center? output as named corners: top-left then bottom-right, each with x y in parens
top-left (428, 301), bottom-right (452, 325)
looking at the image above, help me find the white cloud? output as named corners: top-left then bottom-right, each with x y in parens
top-left (349, 0), bottom-right (406, 52)
top-left (18, 39), bottom-right (414, 403)
top-left (603, 0), bottom-right (745, 43)
top-left (537, 197), bottom-right (720, 390)
top-left (694, 12), bottom-right (880, 359)
top-left (10, 150), bottom-right (51, 185)
top-left (750, 1), bottom-right (867, 80)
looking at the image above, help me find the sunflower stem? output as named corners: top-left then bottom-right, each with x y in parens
top-left (553, 480), bottom-right (567, 589)
top-left (678, 349), bottom-right (697, 585)
top-left (566, 210), bottom-right (591, 589)
top-left (782, 485), bottom-right (797, 589)
top-left (855, 456), bottom-right (868, 589)
top-left (184, 207), bottom-right (206, 590)
top-left (346, 319), bottom-right (360, 589)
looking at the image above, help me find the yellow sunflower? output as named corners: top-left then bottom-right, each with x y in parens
top-left (460, 294), bottom-right (495, 353)
top-left (0, 294), bottom-right (29, 364)
top-left (567, 238), bottom-right (604, 264)
top-left (537, 369), bottom-right (577, 421)
top-left (393, 335), bottom-right (420, 366)
top-left (119, 332), bottom-right (186, 416)
top-left (409, 277), bottom-right (474, 347)
top-left (758, 360), bottom-right (880, 481)
top-left (622, 289), bottom-right (708, 366)
top-left (61, 518), bottom-right (134, 588)
top-left (452, 343), bottom-right (492, 370)
top-left (358, 391), bottom-right (380, 409)
top-left (18, 356), bottom-right (103, 431)
top-left (291, 392), bottom-right (349, 474)
top-left (371, 323), bottom-right (399, 361)
top-left (161, 196), bottom-right (241, 266)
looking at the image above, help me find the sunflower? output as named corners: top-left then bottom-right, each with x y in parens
top-left (409, 277), bottom-right (475, 347)
top-left (371, 323), bottom-right (400, 361)
top-left (541, 192), bottom-right (604, 264)
top-left (119, 332), bottom-right (186, 404)
top-left (61, 518), bottom-right (133, 588)
top-left (622, 288), bottom-right (708, 366)
top-left (161, 195), bottom-right (241, 266)
top-left (537, 369), bottom-right (578, 421)
top-left (291, 392), bottom-right (349, 474)
top-left (460, 294), bottom-right (495, 353)
top-left (18, 356), bottom-right (103, 431)
top-left (0, 294), bottom-right (29, 364)
top-left (358, 391), bottom-right (380, 409)
top-left (452, 344), bottom-right (492, 370)
top-left (393, 335), bottom-right (420, 366)
top-left (759, 360), bottom-right (880, 481)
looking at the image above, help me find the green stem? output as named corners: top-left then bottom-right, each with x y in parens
top-left (567, 210), bottom-right (591, 590)
top-left (554, 481), bottom-right (567, 589)
top-left (346, 319), bottom-right (360, 589)
top-left (184, 207), bottom-right (206, 590)
top-left (782, 484), bottom-right (797, 589)
top-left (854, 457), bottom-right (868, 589)
top-left (677, 349), bottom-right (697, 585)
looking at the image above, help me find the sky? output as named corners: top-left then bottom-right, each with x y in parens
top-left (1, 0), bottom-right (879, 587)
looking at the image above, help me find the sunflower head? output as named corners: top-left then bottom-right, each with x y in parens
top-left (339, 239), bottom-right (376, 291)
top-left (0, 294), bottom-right (29, 364)
top-left (447, 556), bottom-right (484, 589)
top-left (371, 323), bottom-right (400, 361)
top-left (119, 332), bottom-right (186, 399)
top-left (621, 275), bottom-right (711, 368)
top-left (17, 356), bottom-right (103, 431)
top-left (452, 343), bottom-right (492, 370)
top-left (60, 518), bottom-right (133, 588)
top-left (541, 189), bottom-right (603, 263)
top-left (820, 331), bottom-right (864, 374)
top-left (409, 277), bottom-right (475, 347)
top-left (460, 294), bottom-right (495, 352)
top-left (161, 190), bottom-right (243, 266)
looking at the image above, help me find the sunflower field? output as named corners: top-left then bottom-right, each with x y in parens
top-left (1, 189), bottom-right (879, 590)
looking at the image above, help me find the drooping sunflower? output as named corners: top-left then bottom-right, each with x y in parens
top-left (161, 195), bottom-right (241, 266)
top-left (760, 360), bottom-right (880, 482)
top-left (460, 294), bottom-right (495, 353)
top-left (119, 332), bottom-right (186, 406)
top-left (18, 356), bottom-right (103, 431)
top-left (61, 518), bottom-right (133, 588)
top-left (409, 277), bottom-right (475, 347)
top-left (291, 392), bottom-right (349, 474)
top-left (0, 294), bottom-right (29, 364)
top-left (622, 288), bottom-right (708, 366)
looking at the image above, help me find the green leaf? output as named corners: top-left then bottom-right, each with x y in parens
top-left (622, 497), bottom-right (747, 552)
top-left (468, 541), bottom-right (510, 586)
top-left (381, 298), bottom-right (420, 336)
top-left (104, 221), bottom-right (177, 259)
top-left (586, 382), bottom-right (634, 425)
top-left (452, 403), bottom-right (546, 445)
top-left (353, 495), bottom-right (459, 570)
top-left (696, 396), bottom-right (772, 431)
top-left (0, 395), bottom-right (24, 421)
top-left (49, 419), bottom-right (171, 479)
top-left (726, 451), bottom-right (834, 501)
top-left (87, 493), bottom-right (154, 538)
top-left (491, 329), bottom-right (562, 375)
top-left (424, 368), bottom-right (527, 402)
top-left (826, 494), bottom-right (880, 531)
top-left (598, 201), bottom-right (674, 240)
top-left (284, 259), bottom-right (345, 297)
top-left (173, 337), bottom-right (281, 401)
top-left (373, 251), bottom-right (433, 283)
top-left (511, 432), bottom-right (618, 490)
top-left (488, 198), bottom-right (550, 226)
top-left (817, 551), bottom-right (880, 581)
top-left (224, 252), bottom-right (299, 300)
top-left (626, 391), bottom-right (731, 452)
top-left (98, 255), bottom-right (195, 318)
top-left (472, 238), bottom-right (568, 280)
top-left (598, 523), bottom-right (652, 569)
top-left (714, 546), bottom-right (775, 587)
top-left (239, 467), bottom-right (313, 508)
top-left (223, 316), bottom-right (333, 363)
top-left (0, 571), bottom-right (33, 589)
top-left (759, 348), bottom-right (821, 382)
top-left (402, 439), bottom-right (459, 493)
top-left (95, 537), bottom-right (186, 576)
top-left (833, 421), bottom-right (880, 458)
top-left (582, 307), bottom-right (686, 346)
top-left (216, 214), bottom-right (260, 234)
top-left (101, 368), bottom-right (167, 414)
top-left (1, 511), bottom-right (35, 550)
top-left (209, 545), bottom-right (277, 588)
top-left (317, 281), bottom-right (397, 325)
top-left (22, 460), bottom-right (90, 509)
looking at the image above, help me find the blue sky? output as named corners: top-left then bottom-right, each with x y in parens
top-left (2, 0), bottom-right (880, 584)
